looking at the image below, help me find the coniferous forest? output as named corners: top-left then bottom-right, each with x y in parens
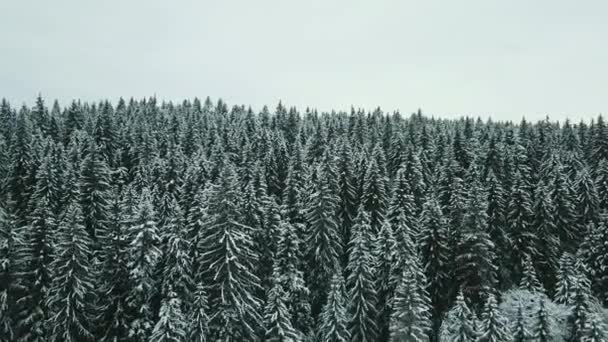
top-left (2, 95), bottom-right (608, 342)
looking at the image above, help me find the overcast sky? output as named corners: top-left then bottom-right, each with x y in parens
top-left (1, 0), bottom-right (606, 122)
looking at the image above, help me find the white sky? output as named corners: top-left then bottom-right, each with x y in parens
top-left (1, 0), bottom-right (607, 122)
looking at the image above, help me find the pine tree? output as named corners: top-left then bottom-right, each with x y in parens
top-left (581, 313), bottom-right (608, 342)
top-left (305, 166), bottom-right (342, 316)
top-left (456, 167), bottom-right (496, 307)
top-left (531, 298), bottom-right (556, 342)
top-left (318, 272), bottom-right (351, 342)
top-left (569, 260), bottom-right (594, 342)
top-left (520, 255), bottom-right (545, 294)
top-left (531, 181), bottom-right (560, 292)
top-left (388, 259), bottom-right (431, 342)
top-left (126, 188), bottom-right (162, 342)
top-left (46, 203), bottom-right (97, 342)
top-left (0, 205), bottom-right (20, 342)
top-left (477, 293), bottom-right (510, 342)
top-left (511, 303), bottom-right (531, 342)
top-left (16, 194), bottom-right (55, 342)
top-left (159, 199), bottom-right (194, 310)
top-left (198, 164), bottom-right (262, 341)
top-left (506, 171), bottom-right (537, 283)
top-left (418, 195), bottom-right (452, 319)
top-left (375, 219), bottom-right (398, 342)
top-left (440, 291), bottom-right (478, 342)
top-left (264, 268), bottom-right (300, 342)
top-left (576, 167), bottom-right (600, 228)
top-left (188, 284), bottom-right (209, 342)
top-left (149, 290), bottom-right (187, 342)
top-left (346, 207), bottom-right (378, 342)
top-left (555, 253), bottom-right (577, 305)
top-left (361, 158), bottom-right (388, 233)
top-left (582, 219), bottom-right (608, 304)
top-left (275, 220), bottom-right (312, 338)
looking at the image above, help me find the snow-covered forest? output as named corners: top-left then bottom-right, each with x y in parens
top-left (1, 96), bottom-right (608, 342)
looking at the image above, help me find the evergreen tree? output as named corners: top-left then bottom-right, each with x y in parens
top-left (361, 158), bottom-right (388, 233)
top-left (440, 291), bottom-right (478, 342)
top-left (520, 255), bottom-right (545, 294)
top-left (511, 303), bottom-right (531, 342)
top-left (264, 268), bottom-right (300, 342)
top-left (46, 203), bottom-right (97, 342)
top-left (375, 219), bottom-right (398, 342)
top-left (388, 260), bottom-right (431, 342)
top-left (531, 298), bottom-right (557, 342)
top-left (418, 195), bottom-right (452, 320)
top-left (126, 189), bottom-right (162, 342)
top-left (346, 207), bottom-right (378, 342)
top-left (318, 272), bottom-right (351, 342)
top-left (188, 284), bottom-right (209, 342)
top-left (198, 164), bottom-right (263, 341)
top-left (149, 290), bottom-right (187, 342)
top-left (305, 166), bottom-right (342, 316)
top-left (456, 167), bottom-right (496, 306)
top-left (531, 181), bottom-right (560, 292)
top-left (477, 293), bottom-right (510, 342)
top-left (581, 313), bottom-right (608, 342)
top-left (0, 205), bottom-right (20, 342)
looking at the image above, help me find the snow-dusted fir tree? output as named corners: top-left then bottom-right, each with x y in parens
top-left (346, 206), bottom-right (378, 342)
top-left (318, 272), bottom-right (351, 342)
top-left (149, 290), bottom-right (187, 342)
top-left (275, 219), bottom-right (312, 338)
top-left (375, 219), bottom-right (398, 342)
top-left (581, 218), bottom-right (608, 304)
top-left (16, 161), bottom-right (59, 342)
top-left (581, 313), bottom-right (608, 342)
top-left (46, 202), bottom-right (97, 342)
top-left (78, 142), bottom-right (111, 244)
top-left (188, 284), bottom-right (209, 342)
top-left (388, 257), bottom-right (431, 342)
top-left (198, 163), bottom-right (263, 341)
top-left (305, 165), bottom-right (342, 316)
top-left (555, 253), bottom-right (578, 305)
top-left (511, 303), bottom-right (532, 342)
top-left (440, 291), bottom-right (478, 342)
top-left (361, 157), bottom-right (388, 233)
top-left (126, 188), bottom-right (162, 341)
top-left (520, 254), bottom-right (545, 293)
top-left (568, 260), bottom-right (594, 342)
top-left (532, 298), bottom-right (558, 342)
top-left (477, 293), bottom-right (510, 342)
top-left (456, 165), bottom-right (496, 307)
top-left (159, 199), bottom-right (194, 310)
top-left (531, 181), bottom-right (560, 292)
top-left (0, 204), bottom-right (20, 342)
top-left (418, 195), bottom-right (452, 319)
top-left (264, 267), bottom-right (300, 342)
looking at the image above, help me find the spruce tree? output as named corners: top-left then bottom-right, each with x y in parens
top-left (375, 219), bottom-right (398, 342)
top-left (477, 293), bottom-right (510, 342)
top-left (46, 203), bottom-right (97, 342)
top-left (346, 207), bottom-right (378, 342)
top-left (531, 181), bottom-right (560, 292)
top-left (188, 284), bottom-right (209, 342)
top-left (388, 259), bottom-right (431, 342)
top-left (305, 166), bottom-right (341, 316)
top-left (418, 195), bottom-right (452, 320)
top-left (149, 290), bottom-right (187, 342)
top-left (440, 291), bottom-right (478, 342)
top-left (361, 158), bottom-right (388, 233)
top-left (456, 167), bottom-right (496, 306)
top-left (520, 255), bottom-right (545, 294)
top-left (126, 188), bottom-right (162, 342)
top-left (198, 164), bottom-right (262, 341)
top-left (0, 205), bottom-right (20, 342)
top-left (318, 272), bottom-right (351, 342)
top-left (264, 268), bottom-right (300, 342)
top-left (511, 303), bottom-right (531, 342)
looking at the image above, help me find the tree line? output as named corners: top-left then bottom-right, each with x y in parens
top-left (0, 96), bottom-right (607, 341)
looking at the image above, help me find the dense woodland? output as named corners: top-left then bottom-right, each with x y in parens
top-left (1, 96), bottom-right (608, 342)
